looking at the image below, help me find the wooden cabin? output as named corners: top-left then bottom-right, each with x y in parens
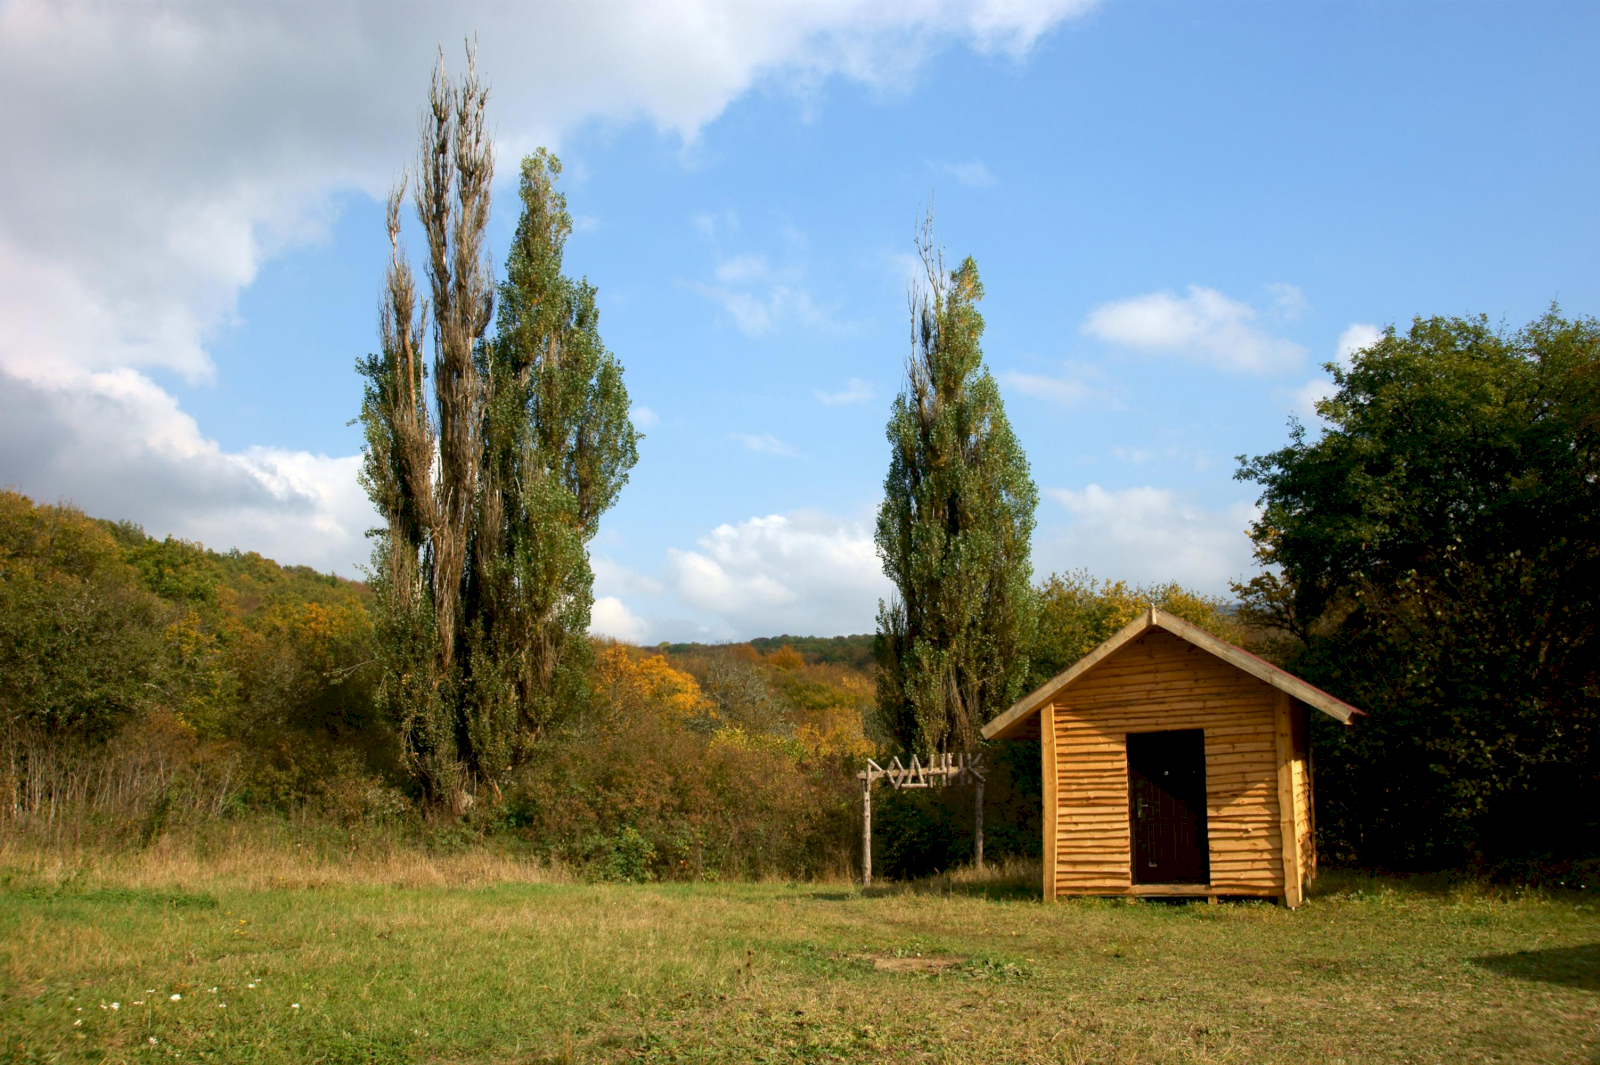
top-left (981, 607), bottom-right (1361, 907)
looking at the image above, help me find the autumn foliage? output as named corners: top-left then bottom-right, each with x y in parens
top-left (499, 643), bottom-right (869, 879)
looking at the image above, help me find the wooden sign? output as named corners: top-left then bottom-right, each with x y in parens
top-left (858, 752), bottom-right (987, 886)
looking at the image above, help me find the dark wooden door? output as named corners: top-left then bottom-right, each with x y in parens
top-left (1127, 729), bottom-right (1209, 884)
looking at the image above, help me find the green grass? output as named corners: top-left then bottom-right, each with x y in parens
top-left (2, 858), bottom-right (1596, 1064)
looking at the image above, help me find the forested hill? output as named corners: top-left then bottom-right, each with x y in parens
top-left (661, 634), bottom-right (875, 671)
top-left (1, 489), bottom-right (375, 747)
top-left (1, 489), bottom-right (370, 624)
top-left (101, 514), bottom-right (369, 620)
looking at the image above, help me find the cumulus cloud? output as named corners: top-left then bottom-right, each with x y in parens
top-left (665, 511), bottom-right (890, 638)
top-left (0, 363), bottom-right (374, 575)
top-left (589, 596), bottom-right (652, 643)
top-left (629, 404), bottom-right (661, 428)
top-left (1294, 322), bottom-right (1383, 416)
top-left (1037, 484), bottom-right (1258, 595)
top-left (592, 555), bottom-right (666, 598)
top-left (0, 0), bottom-right (1092, 569)
top-left (733, 432), bottom-right (802, 457)
top-left (1082, 285), bottom-right (1306, 374)
top-left (815, 377), bottom-right (876, 405)
top-left (1335, 322), bottom-right (1384, 363)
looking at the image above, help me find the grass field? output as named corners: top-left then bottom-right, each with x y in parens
top-left (2, 847), bottom-right (1596, 1064)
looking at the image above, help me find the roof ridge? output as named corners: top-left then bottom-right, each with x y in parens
top-left (980, 608), bottom-right (1362, 741)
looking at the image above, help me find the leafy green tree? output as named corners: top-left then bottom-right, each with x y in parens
top-left (0, 492), bottom-right (163, 739)
top-left (874, 222), bottom-right (1039, 755)
top-left (466, 149), bottom-right (640, 775)
top-left (1029, 572), bottom-right (1247, 689)
top-left (358, 52), bottom-right (637, 802)
top-left (1237, 309), bottom-right (1600, 868)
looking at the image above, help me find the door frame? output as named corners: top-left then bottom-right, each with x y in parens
top-left (1125, 727), bottom-right (1211, 886)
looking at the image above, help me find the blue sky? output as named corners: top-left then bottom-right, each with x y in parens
top-left (3, 0), bottom-right (1596, 641)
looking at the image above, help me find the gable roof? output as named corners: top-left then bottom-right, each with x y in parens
top-left (981, 607), bottom-right (1363, 741)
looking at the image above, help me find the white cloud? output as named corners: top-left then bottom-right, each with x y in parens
top-left (2, 0), bottom-right (1095, 380)
top-left (665, 511), bottom-right (889, 637)
top-left (937, 159), bottom-right (996, 186)
top-left (1000, 368), bottom-right (1097, 407)
top-left (590, 596), bottom-right (651, 643)
top-left (592, 555), bottom-right (667, 598)
top-left (1082, 285), bottom-right (1306, 374)
top-left (1294, 322), bottom-right (1383, 416)
top-left (733, 432), bottom-right (802, 457)
top-left (1038, 484), bottom-right (1258, 595)
top-left (815, 377), bottom-right (876, 405)
top-left (0, 363), bottom-right (374, 575)
top-left (0, 0), bottom-right (1094, 572)
top-left (629, 404), bottom-right (661, 428)
top-left (1335, 322), bottom-right (1384, 364)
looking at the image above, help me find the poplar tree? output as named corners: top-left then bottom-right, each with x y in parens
top-left (358, 50), bottom-right (638, 803)
top-left (468, 149), bottom-right (639, 769)
top-left (874, 220), bottom-right (1039, 756)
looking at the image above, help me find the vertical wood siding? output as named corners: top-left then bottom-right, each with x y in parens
top-left (1050, 628), bottom-right (1285, 896)
top-left (1292, 702), bottom-right (1315, 888)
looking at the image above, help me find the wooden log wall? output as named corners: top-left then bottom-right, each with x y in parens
top-left (1047, 628), bottom-right (1288, 898)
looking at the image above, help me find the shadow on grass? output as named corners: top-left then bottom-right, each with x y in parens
top-left (885, 879), bottom-right (1041, 902)
top-left (1471, 944), bottom-right (1600, 991)
top-left (1311, 866), bottom-right (1598, 903)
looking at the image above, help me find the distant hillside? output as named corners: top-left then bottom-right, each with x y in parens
top-left (97, 516), bottom-right (370, 621)
top-left (658, 633), bottom-right (874, 672)
top-left (750, 634), bottom-right (874, 671)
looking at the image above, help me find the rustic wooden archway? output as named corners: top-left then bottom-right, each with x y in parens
top-left (857, 752), bottom-right (986, 887)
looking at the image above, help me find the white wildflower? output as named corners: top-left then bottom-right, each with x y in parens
top-left (290, 1003), bottom-right (300, 1009)
top-left (111, 1003), bottom-right (120, 1010)
top-left (74, 1019), bottom-right (82, 1027)
top-left (170, 994), bottom-right (181, 1001)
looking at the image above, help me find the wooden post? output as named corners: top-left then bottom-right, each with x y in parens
top-left (861, 774), bottom-right (873, 888)
top-left (1272, 690), bottom-right (1303, 909)
top-left (974, 777), bottom-right (985, 869)
top-left (1042, 703), bottom-right (1058, 901)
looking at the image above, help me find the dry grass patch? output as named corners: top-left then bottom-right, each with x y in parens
top-left (0, 822), bottom-right (568, 892)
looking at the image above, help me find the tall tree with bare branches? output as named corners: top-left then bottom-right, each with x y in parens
top-left (874, 218), bottom-right (1038, 756)
top-left (358, 49), bottom-right (638, 803)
